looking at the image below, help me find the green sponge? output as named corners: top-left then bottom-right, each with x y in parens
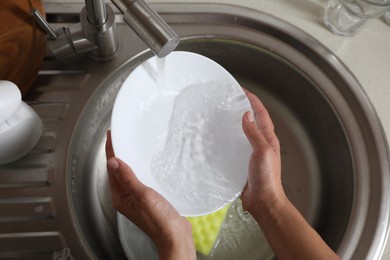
top-left (187, 204), bottom-right (231, 255)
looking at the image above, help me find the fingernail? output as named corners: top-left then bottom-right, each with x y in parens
top-left (108, 158), bottom-right (120, 171)
top-left (247, 111), bottom-right (255, 123)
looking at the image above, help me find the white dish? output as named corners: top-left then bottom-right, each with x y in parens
top-left (0, 81), bottom-right (42, 164)
top-left (117, 214), bottom-right (158, 260)
top-left (0, 80), bottom-right (21, 123)
top-left (111, 51), bottom-right (252, 216)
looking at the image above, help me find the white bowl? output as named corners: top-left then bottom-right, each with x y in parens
top-left (111, 51), bottom-right (252, 216)
top-left (0, 81), bottom-right (42, 164)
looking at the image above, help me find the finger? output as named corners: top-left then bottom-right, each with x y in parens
top-left (107, 164), bottom-right (124, 203)
top-left (105, 130), bottom-right (115, 160)
top-left (245, 90), bottom-right (274, 130)
top-left (106, 158), bottom-right (136, 219)
top-left (244, 90), bottom-right (279, 152)
top-left (242, 111), bottom-right (269, 153)
top-left (107, 157), bottom-right (144, 194)
top-left (105, 131), bottom-right (123, 204)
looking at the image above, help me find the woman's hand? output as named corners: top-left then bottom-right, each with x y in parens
top-left (240, 90), bottom-right (339, 260)
top-left (105, 131), bottom-right (195, 260)
top-left (240, 89), bottom-right (286, 216)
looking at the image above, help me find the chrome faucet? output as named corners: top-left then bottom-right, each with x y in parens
top-left (33, 0), bottom-right (179, 61)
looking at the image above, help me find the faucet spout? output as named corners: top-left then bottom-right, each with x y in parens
top-left (111, 0), bottom-right (179, 58)
top-left (84, 0), bottom-right (179, 59)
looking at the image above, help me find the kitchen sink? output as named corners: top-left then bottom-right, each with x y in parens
top-left (0, 3), bottom-right (389, 259)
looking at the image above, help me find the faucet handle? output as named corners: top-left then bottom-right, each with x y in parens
top-left (31, 8), bottom-right (58, 40)
top-left (112, 0), bottom-right (179, 58)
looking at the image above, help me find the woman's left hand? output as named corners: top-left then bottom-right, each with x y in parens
top-left (105, 131), bottom-right (195, 260)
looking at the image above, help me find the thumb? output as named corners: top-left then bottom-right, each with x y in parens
top-left (242, 111), bottom-right (268, 152)
top-left (107, 157), bottom-right (143, 193)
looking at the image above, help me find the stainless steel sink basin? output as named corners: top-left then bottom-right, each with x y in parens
top-left (0, 3), bottom-right (389, 260)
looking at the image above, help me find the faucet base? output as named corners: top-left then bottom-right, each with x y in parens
top-left (80, 4), bottom-right (120, 61)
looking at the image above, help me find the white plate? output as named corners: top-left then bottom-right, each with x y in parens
top-left (111, 51), bottom-right (252, 216)
top-left (117, 213), bottom-right (158, 260)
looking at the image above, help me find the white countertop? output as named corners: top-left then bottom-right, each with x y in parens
top-left (44, 0), bottom-right (390, 258)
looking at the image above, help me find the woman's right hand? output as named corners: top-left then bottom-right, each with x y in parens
top-left (240, 90), bottom-right (340, 260)
top-left (240, 89), bottom-right (286, 216)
